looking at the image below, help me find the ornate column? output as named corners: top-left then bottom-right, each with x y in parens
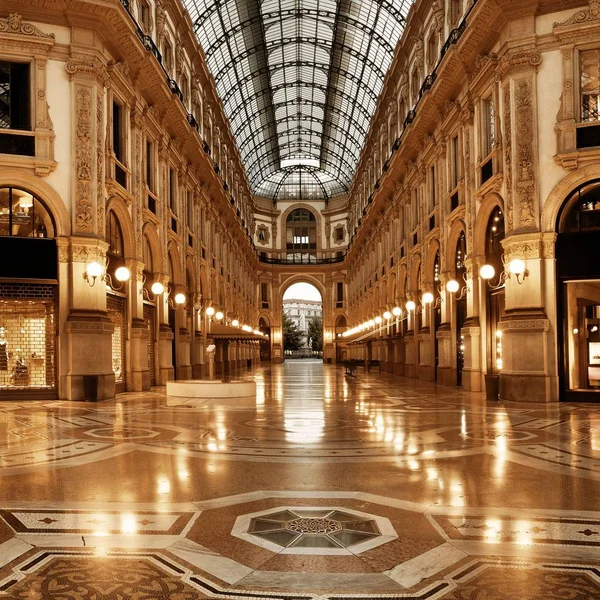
top-left (496, 48), bottom-right (555, 401)
top-left (62, 56), bottom-right (116, 399)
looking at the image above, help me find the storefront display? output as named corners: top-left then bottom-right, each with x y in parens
top-left (0, 284), bottom-right (56, 397)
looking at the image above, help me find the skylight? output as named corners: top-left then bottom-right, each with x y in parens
top-left (184, 0), bottom-right (412, 200)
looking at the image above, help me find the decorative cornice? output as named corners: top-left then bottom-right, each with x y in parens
top-left (0, 13), bottom-right (55, 39)
top-left (554, 0), bottom-right (600, 28)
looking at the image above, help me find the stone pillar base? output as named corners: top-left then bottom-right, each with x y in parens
top-left (64, 311), bottom-right (115, 401)
top-left (462, 368), bottom-right (482, 392)
top-left (436, 366), bottom-right (457, 386)
top-left (500, 373), bottom-right (557, 402)
top-left (418, 365), bottom-right (435, 382)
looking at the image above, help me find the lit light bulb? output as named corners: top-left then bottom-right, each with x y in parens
top-left (446, 279), bottom-right (460, 293)
top-left (422, 292), bottom-right (434, 304)
top-left (86, 262), bottom-right (103, 278)
top-left (392, 306), bottom-right (402, 317)
top-left (480, 264), bottom-right (495, 280)
top-left (375, 316), bottom-right (383, 324)
top-left (383, 311), bottom-right (392, 320)
top-left (205, 306), bottom-right (215, 316)
top-left (406, 300), bottom-right (416, 311)
top-left (231, 319), bottom-right (239, 327)
top-left (509, 258), bottom-right (526, 275)
top-left (174, 293), bottom-right (186, 304)
top-left (115, 266), bottom-right (131, 282)
top-left (215, 311), bottom-right (224, 321)
top-left (368, 320), bottom-right (375, 328)
top-left (151, 281), bottom-right (164, 295)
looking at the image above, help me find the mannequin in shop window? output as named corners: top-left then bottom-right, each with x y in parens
top-left (0, 328), bottom-right (7, 372)
top-left (10, 352), bottom-right (28, 386)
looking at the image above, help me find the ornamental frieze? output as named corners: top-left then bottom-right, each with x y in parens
top-left (0, 13), bottom-right (54, 38)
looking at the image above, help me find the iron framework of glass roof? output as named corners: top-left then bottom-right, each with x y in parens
top-left (185, 0), bottom-right (412, 201)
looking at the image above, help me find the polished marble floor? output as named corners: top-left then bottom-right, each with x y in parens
top-left (0, 360), bottom-right (599, 599)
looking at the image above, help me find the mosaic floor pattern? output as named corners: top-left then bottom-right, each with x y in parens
top-left (0, 360), bottom-right (599, 598)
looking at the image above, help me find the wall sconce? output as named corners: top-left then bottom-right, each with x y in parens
top-left (83, 261), bottom-right (104, 287)
top-left (445, 273), bottom-right (469, 300)
top-left (151, 281), bottom-right (164, 295)
top-left (405, 300), bottom-right (416, 312)
top-left (215, 311), bottom-right (224, 321)
top-left (480, 256), bottom-right (529, 288)
top-left (205, 306), bottom-right (215, 317)
top-left (83, 260), bottom-right (130, 291)
top-left (374, 315), bottom-right (383, 325)
top-left (231, 319), bottom-right (240, 327)
top-left (392, 306), bottom-right (402, 317)
top-left (383, 311), bottom-right (392, 320)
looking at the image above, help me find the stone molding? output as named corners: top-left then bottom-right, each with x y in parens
top-left (0, 13), bottom-right (54, 39)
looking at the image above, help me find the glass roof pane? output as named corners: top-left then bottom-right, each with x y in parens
top-left (183, 0), bottom-right (412, 199)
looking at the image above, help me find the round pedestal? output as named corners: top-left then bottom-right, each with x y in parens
top-left (166, 379), bottom-right (256, 398)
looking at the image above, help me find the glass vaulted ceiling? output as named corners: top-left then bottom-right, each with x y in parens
top-left (185, 0), bottom-right (411, 200)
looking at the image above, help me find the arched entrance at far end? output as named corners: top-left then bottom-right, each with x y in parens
top-left (282, 281), bottom-right (323, 360)
top-left (259, 315), bottom-right (271, 361)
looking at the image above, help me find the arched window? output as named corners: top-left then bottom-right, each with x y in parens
top-left (0, 187), bottom-right (54, 238)
top-left (558, 179), bottom-right (600, 233)
top-left (485, 206), bottom-right (505, 286)
top-left (455, 231), bottom-right (466, 279)
top-left (107, 210), bottom-right (124, 257)
top-left (286, 208), bottom-right (317, 263)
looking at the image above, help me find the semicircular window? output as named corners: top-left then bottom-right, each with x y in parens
top-left (0, 187), bottom-right (54, 238)
top-left (559, 179), bottom-right (600, 233)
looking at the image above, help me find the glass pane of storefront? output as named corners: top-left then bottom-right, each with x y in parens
top-left (107, 293), bottom-right (127, 389)
top-left (563, 280), bottom-right (600, 393)
top-left (0, 284), bottom-right (56, 394)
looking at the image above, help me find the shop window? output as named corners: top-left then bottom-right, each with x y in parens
top-left (0, 188), bottom-right (53, 238)
top-left (0, 283), bottom-right (56, 395)
top-left (0, 61), bottom-right (32, 156)
top-left (107, 294), bottom-right (127, 388)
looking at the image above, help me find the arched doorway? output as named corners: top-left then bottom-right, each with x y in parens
top-left (556, 179), bottom-right (600, 400)
top-left (454, 231), bottom-right (467, 386)
top-left (282, 281), bottom-right (323, 359)
top-left (105, 210), bottom-right (128, 393)
top-left (335, 315), bottom-right (347, 362)
top-left (142, 234), bottom-right (157, 387)
top-left (259, 316), bottom-right (271, 361)
top-left (482, 206), bottom-right (505, 389)
top-left (0, 186), bottom-right (58, 399)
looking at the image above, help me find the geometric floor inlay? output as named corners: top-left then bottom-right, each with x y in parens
top-left (232, 505), bottom-right (397, 555)
top-left (248, 508), bottom-right (381, 549)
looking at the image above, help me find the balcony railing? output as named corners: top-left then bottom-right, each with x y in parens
top-left (259, 255), bottom-right (345, 265)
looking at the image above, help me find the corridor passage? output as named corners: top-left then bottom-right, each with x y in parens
top-left (0, 361), bottom-right (599, 599)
